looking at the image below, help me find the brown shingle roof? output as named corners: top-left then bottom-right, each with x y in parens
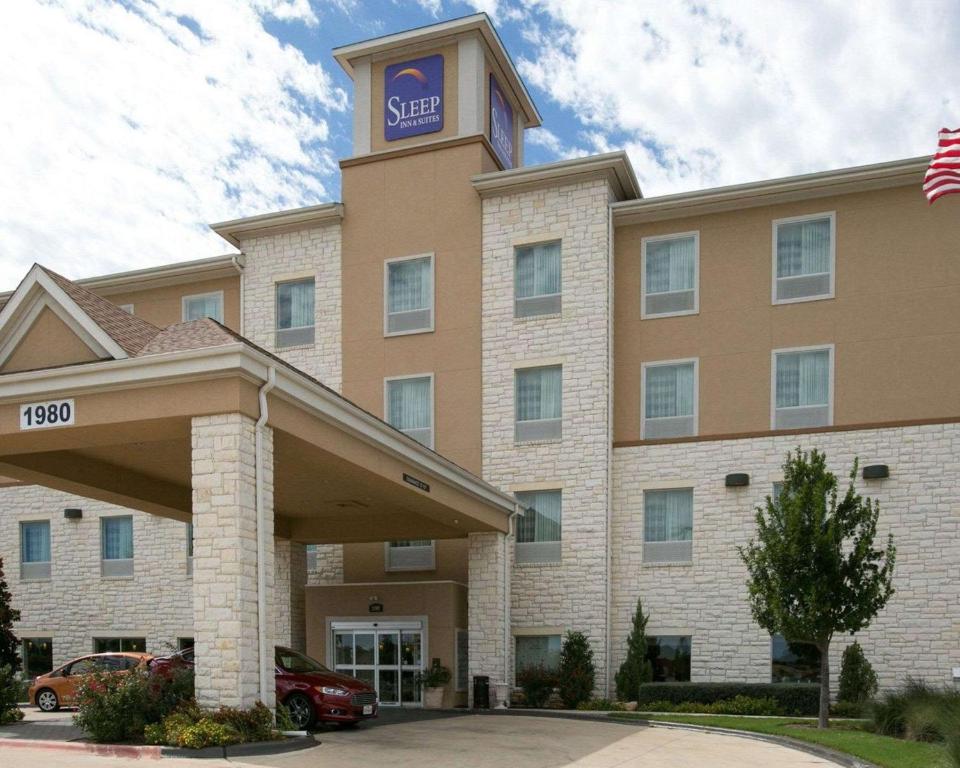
top-left (137, 318), bottom-right (237, 356)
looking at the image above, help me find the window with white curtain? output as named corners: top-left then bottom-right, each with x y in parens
top-left (643, 488), bottom-right (693, 563)
top-left (385, 254), bottom-right (434, 335)
top-left (182, 291), bottom-right (224, 323)
top-left (276, 278), bottom-right (315, 348)
top-left (515, 365), bottom-right (562, 442)
top-left (642, 232), bottom-right (698, 317)
top-left (20, 521), bottom-right (51, 580)
top-left (773, 346), bottom-right (832, 429)
top-left (515, 241), bottom-right (561, 317)
top-left (385, 540), bottom-right (435, 571)
top-left (773, 213), bottom-right (835, 303)
top-left (385, 375), bottom-right (434, 448)
top-left (643, 359), bottom-right (697, 439)
top-left (515, 489), bottom-right (561, 564)
top-left (515, 634), bottom-right (562, 675)
top-left (101, 516), bottom-right (133, 578)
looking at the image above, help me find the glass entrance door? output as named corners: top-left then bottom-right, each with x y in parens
top-left (334, 626), bottom-right (424, 706)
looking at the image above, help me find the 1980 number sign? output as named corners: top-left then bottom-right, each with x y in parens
top-left (19, 399), bottom-right (75, 430)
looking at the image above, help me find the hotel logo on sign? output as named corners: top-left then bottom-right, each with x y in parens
top-left (489, 74), bottom-right (514, 168)
top-left (385, 54), bottom-right (444, 141)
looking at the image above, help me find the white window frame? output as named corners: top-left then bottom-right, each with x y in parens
top-left (641, 357), bottom-right (699, 440)
top-left (117, 304), bottom-right (134, 314)
top-left (641, 231), bottom-right (700, 319)
top-left (181, 290), bottom-right (224, 323)
top-left (384, 252), bottom-right (435, 337)
top-left (770, 344), bottom-right (835, 430)
top-left (19, 519), bottom-right (51, 581)
top-left (383, 540), bottom-right (436, 572)
top-left (642, 487), bottom-right (695, 564)
top-left (275, 277), bottom-right (316, 348)
top-left (383, 372), bottom-right (435, 449)
top-left (771, 211), bottom-right (836, 305)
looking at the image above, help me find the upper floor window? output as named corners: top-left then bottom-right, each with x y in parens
top-left (642, 232), bottom-right (698, 318)
top-left (117, 304), bottom-right (134, 314)
top-left (515, 241), bottom-right (561, 318)
top-left (643, 359), bottom-right (697, 439)
top-left (385, 254), bottom-right (434, 335)
top-left (101, 515), bottom-right (133, 578)
top-left (773, 213), bottom-right (835, 304)
top-left (20, 520), bottom-right (51, 580)
top-left (515, 489), bottom-right (562, 564)
top-left (276, 278), bottom-right (315, 348)
top-left (773, 346), bottom-right (833, 429)
top-left (385, 375), bottom-right (434, 448)
top-left (182, 291), bottom-right (224, 323)
top-left (515, 365), bottom-right (562, 442)
top-left (385, 540), bottom-right (435, 571)
top-left (643, 488), bottom-right (693, 564)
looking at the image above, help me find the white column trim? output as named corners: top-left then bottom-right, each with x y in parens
top-left (353, 58), bottom-right (372, 156)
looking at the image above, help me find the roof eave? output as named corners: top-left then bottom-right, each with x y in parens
top-left (210, 203), bottom-right (344, 247)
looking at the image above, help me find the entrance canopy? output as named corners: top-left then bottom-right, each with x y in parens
top-left (0, 265), bottom-right (517, 542)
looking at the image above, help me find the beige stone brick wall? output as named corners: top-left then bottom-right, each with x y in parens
top-left (306, 543), bottom-right (343, 586)
top-left (275, 538), bottom-right (307, 651)
top-left (468, 531), bottom-right (507, 701)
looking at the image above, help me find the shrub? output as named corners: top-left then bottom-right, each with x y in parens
top-left (635, 682), bottom-right (819, 716)
top-left (0, 665), bottom-right (24, 724)
top-left (637, 695), bottom-right (782, 716)
top-left (615, 598), bottom-right (653, 701)
top-left (517, 664), bottom-right (557, 708)
top-left (178, 719), bottom-right (242, 749)
top-left (558, 632), bottom-right (596, 710)
top-left (871, 678), bottom-right (960, 744)
top-left (211, 702), bottom-right (278, 742)
top-left (146, 701), bottom-right (279, 748)
top-left (830, 700), bottom-right (864, 718)
top-left (416, 659), bottom-right (451, 689)
top-left (837, 642), bottom-right (878, 706)
top-left (576, 699), bottom-right (625, 711)
top-left (275, 703), bottom-right (295, 732)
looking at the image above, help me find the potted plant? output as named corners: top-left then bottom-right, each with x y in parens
top-left (416, 659), bottom-right (451, 709)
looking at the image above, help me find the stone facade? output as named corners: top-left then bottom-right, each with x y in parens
top-left (480, 178), bottom-right (614, 691)
top-left (306, 543), bottom-right (344, 586)
top-left (467, 531), bottom-right (508, 703)
top-left (275, 539), bottom-right (307, 651)
top-left (611, 423), bottom-right (960, 692)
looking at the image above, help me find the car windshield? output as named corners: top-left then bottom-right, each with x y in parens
top-left (275, 647), bottom-right (328, 674)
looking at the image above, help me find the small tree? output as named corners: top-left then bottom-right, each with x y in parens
top-left (615, 598), bottom-right (653, 701)
top-left (739, 449), bottom-right (895, 729)
top-left (837, 642), bottom-right (878, 706)
top-left (557, 631), bottom-right (595, 709)
top-left (0, 558), bottom-right (21, 673)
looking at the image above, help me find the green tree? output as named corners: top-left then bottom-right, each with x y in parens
top-left (738, 449), bottom-right (895, 729)
top-left (557, 631), bottom-right (595, 709)
top-left (615, 598), bottom-right (653, 701)
top-left (837, 641), bottom-right (878, 706)
top-left (0, 558), bottom-right (21, 673)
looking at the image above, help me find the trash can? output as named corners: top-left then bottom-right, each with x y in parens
top-left (473, 675), bottom-right (490, 709)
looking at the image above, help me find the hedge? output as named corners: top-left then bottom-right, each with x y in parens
top-left (635, 683), bottom-right (819, 716)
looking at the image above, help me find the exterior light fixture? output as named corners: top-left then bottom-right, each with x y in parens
top-left (862, 465), bottom-right (890, 480)
top-left (64, 508), bottom-right (82, 520)
top-left (725, 473), bottom-right (750, 487)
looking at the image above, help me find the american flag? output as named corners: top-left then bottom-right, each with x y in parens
top-left (924, 128), bottom-right (960, 204)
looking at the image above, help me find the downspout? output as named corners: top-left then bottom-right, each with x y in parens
top-left (231, 254), bottom-right (245, 336)
top-left (256, 366), bottom-right (277, 706)
top-left (501, 504), bottom-right (522, 708)
top-left (604, 203), bottom-right (615, 698)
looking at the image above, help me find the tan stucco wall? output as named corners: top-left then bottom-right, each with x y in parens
top-left (103, 276), bottom-right (241, 331)
top-left (1, 307), bottom-right (102, 373)
top-left (613, 184), bottom-right (960, 442)
top-left (370, 44), bottom-right (459, 153)
top-left (342, 539), bottom-right (468, 583)
top-left (305, 580), bottom-right (467, 707)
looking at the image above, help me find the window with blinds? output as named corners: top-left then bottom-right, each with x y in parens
top-left (385, 375), bottom-right (434, 448)
top-left (515, 489), bottom-right (561, 564)
top-left (385, 540), bottom-right (435, 571)
top-left (773, 347), bottom-right (832, 429)
top-left (276, 278), bottom-right (315, 348)
top-left (100, 515), bottom-right (133, 578)
top-left (642, 359), bottom-right (697, 439)
top-left (182, 291), bottom-right (224, 323)
top-left (515, 241), bottom-right (561, 318)
top-left (385, 254), bottom-right (434, 335)
top-left (515, 365), bottom-right (562, 442)
top-left (642, 232), bottom-right (698, 318)
top-left (20, 520), bottom-right (51, 580)
top-left (643, 488), bottom-right (693, 563)
top-left (773, 213), bottom-right (835, 303)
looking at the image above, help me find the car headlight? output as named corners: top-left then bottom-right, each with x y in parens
top-left (317, 685), bottom-right (350, 697)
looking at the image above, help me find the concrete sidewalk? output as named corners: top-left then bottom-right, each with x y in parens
top-left (0, 708), bottom-right (85, 742)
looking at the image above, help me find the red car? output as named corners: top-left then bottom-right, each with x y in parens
top-left (149, 646), bottom-right (377, 730)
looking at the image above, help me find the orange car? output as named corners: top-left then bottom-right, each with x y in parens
top-left (29, 652), bottom-right (153, 711)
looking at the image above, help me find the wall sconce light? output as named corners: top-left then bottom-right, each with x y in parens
top-left (862, 465), bottom-right (890, 480)
top-left (64, 508), bottom-right (82, 520)
top-left (725, 473), bottom-right (750, 488)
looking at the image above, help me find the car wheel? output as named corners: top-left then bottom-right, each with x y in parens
top-left (36, 689), bottom-right (60, 712)
top-left (284, 693), bottom-right (315, 731)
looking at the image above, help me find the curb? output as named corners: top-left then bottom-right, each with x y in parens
top-left (0, 735), bottom-right (318, 760)
top-left (161, 735), bottom-right (318, 759)
top-left (0, 738), bottom-right (162, 758)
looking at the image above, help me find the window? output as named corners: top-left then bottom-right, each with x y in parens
top-left (100, 516), bottom-right (133, 578)
top-left (642, 232), bottom-right (698, 318)
top-left (773, 213), bottom-right (835, 303)
top-left (515, 365), bottom-right (562, 442)
top-left (20, 520), bottom-right (51, 580)
top-left (643, 488), bottom-right (693, 563)
top-left (385, 540), bottom-right (435, 571)
top-left (22, 638), bottom-right (53, 676)
top-left (185, 522), bottom-right (193, 576)
top-left (455, 629), bottom-right (469, 691)
top-left (515, 241), bottom-right (561, 318)
top-left (117, 304), bottom-right (134, 314)
top-left (93, 637), bottom-right (146, 654)
top-left (306, 544), bottom-right (318, 572)
top-left (385, 254), bottom-right (434, 335)
top-left (646, 636), bottom-right (691, 682)
top-left (642, 359), bottom-right (697, 439)
top-left (177, 637), bottom-right (194, 651)
top-left (772, 346), bottom-right (833, 429)
top-left (771, 635), bottom-right (821, 683)
top-left (385, 375), bottom-right (433, 448)
top-left (514, 634), bottom-right (561, 676)
top-left (514, 490), bottom-right (561, 564)
top-left (276, 278), bottom-right (315, 348)
top-left (181, 291), bottom-right (224, 323)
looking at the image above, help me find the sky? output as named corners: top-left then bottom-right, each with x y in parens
top-left (1, 0), bottom-right (958, 290)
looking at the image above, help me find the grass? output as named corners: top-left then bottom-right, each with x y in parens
top-left (609, 713), bottom-right (948, 768)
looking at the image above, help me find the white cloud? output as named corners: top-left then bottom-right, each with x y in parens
top-left (515, 0), bottom-right (960, 196)
top-left (415, 0), bottom-right (444, 16)
top-left (0, 0), bottom-right (347, 290)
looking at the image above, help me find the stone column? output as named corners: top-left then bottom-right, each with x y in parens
top-left (274, 538), bottom-right (307, 652)
top-left (191, 413), bottom-right (275, 709)
top-left (468, 531), bottom-right (508, 707)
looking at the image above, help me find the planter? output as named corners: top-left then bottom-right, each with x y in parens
top-left (423, 687), bottom-right (445, 709)
top-left (494, 683), bottom-right (510, 709)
